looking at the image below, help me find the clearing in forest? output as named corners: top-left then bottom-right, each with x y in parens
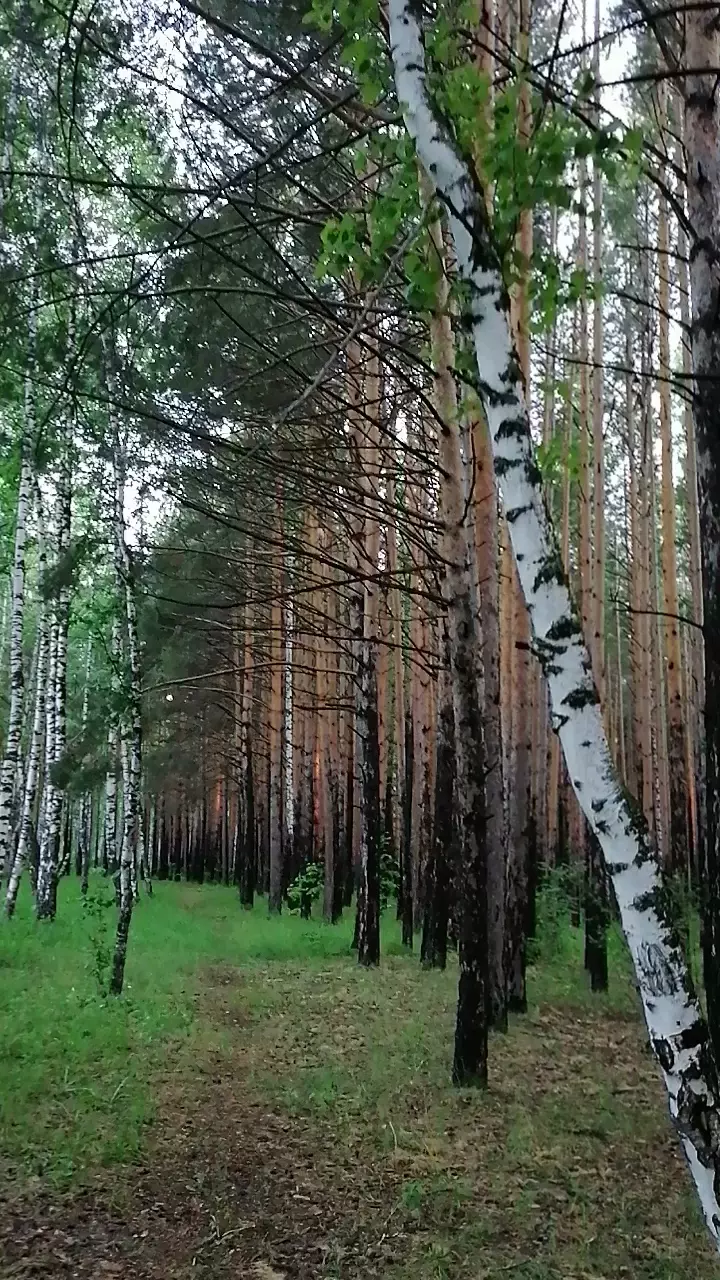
top-left (0, 881), bottom-right (716, 1279)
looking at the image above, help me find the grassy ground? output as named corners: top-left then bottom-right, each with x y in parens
top-left (0, 876), bottom-right (718, 1279)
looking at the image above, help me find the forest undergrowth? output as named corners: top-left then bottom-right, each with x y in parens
top-left (0, 881), bottom-right (717, 1280)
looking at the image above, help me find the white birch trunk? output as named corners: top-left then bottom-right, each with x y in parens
top-left (0, 301), bottom-right (37, 876)
top-left (35, 275), bottom-right (74, 917)
top-left (78, 637), bottom-right (93, 891)
top-left (107, 366), bottom-right (142, 995)
top-left (34, 601), bottom-right (59, 916)
top-left (35, 612), bottom-right (57, 916)
top-left (0, 26), bottom-right (24, 229)
top-left (35, 450), bottom-right (72, 917)
top-left (5, 519), bottom-right (48, 917)
top-left (104, 623), bottom-right (120, 875)
top-left (388, 0), bottom-right (720, 1242)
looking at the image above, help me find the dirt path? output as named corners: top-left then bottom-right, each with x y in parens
top-left (1, 957), bottom-right (718, 1279)
top-left (0, 1086), bottom-right (393, 1279)
top-left (0, 968), bottom-right (399, 1280)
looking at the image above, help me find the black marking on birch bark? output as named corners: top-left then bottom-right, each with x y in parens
top-left (495, 415), bottom-right (526, 440)
top-left (546, 615), bottom-right (581, 642)
top-left (525, 459), bottom-right (542, 487)
top-left (637, 940), bottom-right (680, 997)
top-left (562, 684), bottom-right (600, 710)
top-left (532, 549), bottom-right (565, 593)
top-left (633, 845), bottom-right (654, 867)
top-left (531, 636), bottom-right (564, 672)
top-left (677, 1017), bottom-right (710, 1052)
top-left (482, 385), bottom-right (517, 409)
top-left (654, 1036), bottom-right (675, 1072)
top-left (506, 503), bottom-right (532, 523)
top-left (621, 785), bottom-right (652, 853)
top-left (591, 797), bottom-right (606, 813)
top-left (581, 739), bottom-right (591, 748)
top-left (606, 861), bottom-right (627, 876)
top-left (596, 819), bottom-right (610, 836)
top-left (494, 455), bottom-right (522, 476)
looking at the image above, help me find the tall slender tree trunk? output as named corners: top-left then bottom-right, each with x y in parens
top-left (421, 638), bottom-right (453, 970)
top-left (356, 337), bottom-right (382, 966)
top-left (685, 5), bottom-right (720, 1077)
top-left (389, 0), bottom-right (720, 1234)
top-left (282, 585), bottom-right (294, 880)
top-left (36, 405), bottom-right (72, 920)
top-left (471, 415), bottom-right (506, 1026)
top-left (104, 622), bottom-right (120, 877)
top-left (423, 187), bottom-right (489, 1085)
top-left (0, 5), bottom-right (25, 230)
top-left (78, 637), bottom-right (93, 891)
top-left (105, 359), bottom-right (143, 996)
top-left (676, 126), bottom-right (705, 878)
top-left (386, 465), bottom-right (407, 919)
top-left (5, 516), bottom-right (48, 917)
top-left (268, 507), bottom-right (284, 914)
top-left (586, 59), bottom-right (610, 988)
top-left (656, 86), bottom-right (691, 877)
top-left (0, 298), bottom-right (36, 879)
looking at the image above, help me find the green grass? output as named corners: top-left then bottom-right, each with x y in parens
top-left (0, 876), bottom-right (375, 1185)
top-left (0, 875), bottom-right (718, 1279)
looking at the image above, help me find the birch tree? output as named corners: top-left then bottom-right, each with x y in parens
top-left (387, 0), bottom-right (720, 1241)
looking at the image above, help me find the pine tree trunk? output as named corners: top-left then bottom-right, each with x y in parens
top-left (423, 191), bottom-right (489, 1086)
top-left (506, 559), bottom-right (530, 1011)
top-left (282, 588), bottom-right (294, 880)
top-left (676, 121), bottom-right (704, 878)
top-left (421, 643), bottom-right (453, 969)
top-left (656, 92), bottom-right (690, 877)
top-left (469, 414), bottom-right (507, 1026)
top-left (356, 339), bottom-right (382, 966)
top-left (268, 509), bottom-right (284, 914)
top-left (590, 0), bottom-right (605, 704)
top-left (240, 599), bottom-right (256, 906)
top-left (386, 467), bottom-right (406, 889)
top-left (685, 15), bottom-right (720, 1095)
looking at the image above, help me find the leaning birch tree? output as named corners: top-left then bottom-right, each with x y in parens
top-left (385, 0), bottom-right (720, 1245)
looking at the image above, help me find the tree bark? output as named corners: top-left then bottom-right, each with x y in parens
top-left (423, 183), bottom-right (489, 1086)
top-left (5, 512), bottom-right (48, 917)
top-left (685, 7), bottom-right (720, 1096)
top-left (0, 298), bottom-right (36, 879)
top-left (389, 0), bottom-right (720, 1236)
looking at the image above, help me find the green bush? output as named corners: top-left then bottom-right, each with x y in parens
top-left (287, 862), bottom-right (324, 915)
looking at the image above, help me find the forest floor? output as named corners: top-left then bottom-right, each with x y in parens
top-left (0, 881), bottom-right (718, 1280)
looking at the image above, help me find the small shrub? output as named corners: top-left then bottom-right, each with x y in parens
top-left (528, 863), bottom-right (581, 967)
top-left (287, 862), bottom-right (324, 917)
top-left (82, 884), bottom-right (115, 996)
